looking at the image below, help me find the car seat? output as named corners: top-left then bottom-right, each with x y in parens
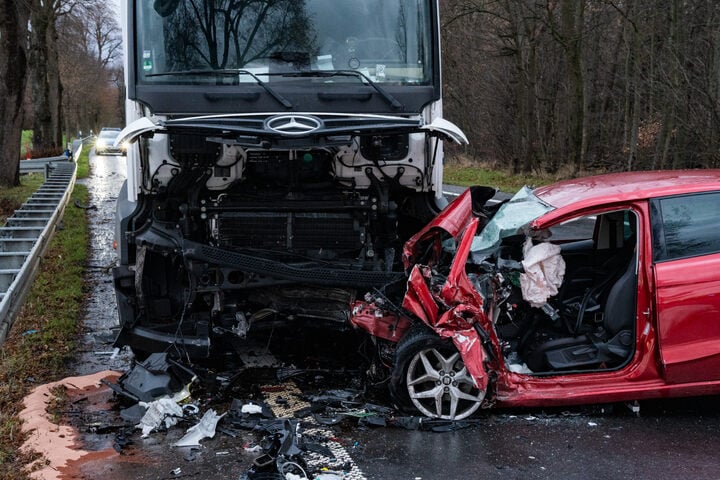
top-left (525, 251), bottom-right (637, 372)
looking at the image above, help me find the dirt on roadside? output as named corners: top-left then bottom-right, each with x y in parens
top-left (0, 198), bottom-right (20, 224)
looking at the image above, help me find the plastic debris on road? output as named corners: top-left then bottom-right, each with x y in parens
top-left (175, 408), bottom-right (226, 447)
top-left (137, 397), bottom-right (184, 437)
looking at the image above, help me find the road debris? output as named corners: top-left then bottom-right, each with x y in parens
top-left (138, 397), bottom-right (184, 437)
top-left (175, 408), bottom-right (226, 447)
top-left (105, 352), bottom-right (196, 403)
top-left (92, 346), bottom-right (484, 480)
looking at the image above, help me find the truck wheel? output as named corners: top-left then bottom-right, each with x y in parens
top-left (390, 326), bottom-right (485, 420)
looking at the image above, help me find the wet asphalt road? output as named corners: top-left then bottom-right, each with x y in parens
top-left (70, 151), bottom-right (133, 376)
top-left (68, 154), bottom-right (720, 479)
top-left (353, 399), bottom-right (720, 479)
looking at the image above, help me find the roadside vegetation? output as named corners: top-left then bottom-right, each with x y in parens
top-left (19, 129), bottom-right (69, 159)
top-left (75, 148), bottom-right (90, 179)
top-left (0, 174), bottom-right (44, 225)
top-left (19, 131), bottom-right (33, 159)
top-left (443, 1), bottom-right (720, 174)
top-left (0, 149), bottom-right (90, 480)
top-left (444, 157), bottom-right (553, 192)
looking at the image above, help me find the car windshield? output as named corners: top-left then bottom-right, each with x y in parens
top-left (470, 186), bottom-right (555, 260)
top-left (99, 131), bottom-right (119, 140)
top-left (135, 0), bottom-right (433, 85)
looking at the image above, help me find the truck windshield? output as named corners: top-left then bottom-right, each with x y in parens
top-left (135, 0), bottom-right (433, 85)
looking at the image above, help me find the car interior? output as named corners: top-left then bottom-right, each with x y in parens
top-left (495, 210), bottom-right (639, 374)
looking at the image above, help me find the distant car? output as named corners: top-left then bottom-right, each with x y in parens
top-left (95, 128), bottom-right (125, 155)
top-left (351, 170), bottom-right (720, 419)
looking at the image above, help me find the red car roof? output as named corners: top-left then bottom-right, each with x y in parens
top-left (534, 170), bottom-right (720, 210)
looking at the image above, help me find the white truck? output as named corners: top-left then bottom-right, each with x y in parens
top-left (113, 0), bottom-right (467, 358)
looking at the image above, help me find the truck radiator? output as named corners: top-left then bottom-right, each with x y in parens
top-left (216, 212), bottom-right (365, 253)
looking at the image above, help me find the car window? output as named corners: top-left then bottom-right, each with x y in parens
top-left (547, 210), bottom-right (635, 245)
top-left (651, 191), bottom-right (720, 261)
top-left (548, 216), bottom-right (595, 242)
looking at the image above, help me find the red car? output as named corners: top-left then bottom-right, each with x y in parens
top-left (351, 170), bottom-right (720, 419)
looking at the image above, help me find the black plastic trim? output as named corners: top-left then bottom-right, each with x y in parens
top-left (183, 240), bottom-right (404, 288)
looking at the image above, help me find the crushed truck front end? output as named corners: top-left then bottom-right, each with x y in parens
top-left (114, 0), bottom-right (466, 358)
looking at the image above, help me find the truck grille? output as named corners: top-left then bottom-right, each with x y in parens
top-left (217, 212), bottom-right (364, 253)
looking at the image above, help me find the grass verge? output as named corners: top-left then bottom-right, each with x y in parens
top-left (443, 157), bottom-right (555, 192)
top-left (0, 174), bottom-right (44, 225)
top-left (75, 144), bottom-right (90, 180)
top-left (0, 154), bottom-right (89, 479)
top-left (0, 139), bottom-right (88, 225)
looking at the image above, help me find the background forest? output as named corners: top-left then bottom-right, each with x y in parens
top-left (442, 0), bottom-right (720, 174)
top-left (3, 0), bottom-right (720, 186)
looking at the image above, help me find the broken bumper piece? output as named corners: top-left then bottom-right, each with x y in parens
top-left (113, 326), bottom-right (211, 359)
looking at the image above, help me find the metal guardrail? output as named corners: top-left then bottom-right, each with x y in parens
top-left (18, 136), bottom-right (88, 174)
top-left (19, 155), bottom-right (68, 174)
top-left (0, 159), bottom-right (78, 344)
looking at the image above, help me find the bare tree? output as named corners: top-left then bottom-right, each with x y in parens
top-left (558, 1), bottom-right (586, 172)
top-left (57, 1), bottom-right (123, 137)
top-left (441, 0), bottom-right (720, 174)
top-left (0, 0), bottom-right (30, 187)
top-left (28, 0), bottom-right (67, 151)
top-left (85, 2), bottom-right (122, 68)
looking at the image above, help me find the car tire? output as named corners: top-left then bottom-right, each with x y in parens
top-left (390, 325), bottom-right (485, 420)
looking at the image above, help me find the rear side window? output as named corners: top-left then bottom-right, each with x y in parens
top-left (651, 192), bottom-right (720, 261)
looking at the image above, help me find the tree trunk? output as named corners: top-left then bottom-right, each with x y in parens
top-left (0, 0), bottom-right (29, 187)
top-left (654, 0), bottom-right (680, 170)
top-left (30, 0), bottom-right (63, 152)
top-left (627, 50), bottom-right (641, 171)
top-left (622, 0), bottom-right (640, 171)
top-left (561, 0), bottom-right (585, 173)
top-left (521, 40), bottom-right (539, 173)
top-left (669, 0), bottom-right (684, 169)
top-left (506, 0), bottom-right (540, 174)
top-left (49, 22), bottom-right (63, 148)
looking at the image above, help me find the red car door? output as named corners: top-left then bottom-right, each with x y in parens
top-left (651, 192), bottom-right (720, 384)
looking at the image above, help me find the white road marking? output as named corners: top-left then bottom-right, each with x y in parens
top-left (262, 382), bottom-right (367, 480)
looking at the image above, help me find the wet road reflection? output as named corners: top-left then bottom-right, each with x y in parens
top-left (70, 150), bottom-right (132, 375)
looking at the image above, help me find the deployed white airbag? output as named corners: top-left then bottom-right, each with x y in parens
top-left (520, 239), bottom-right (565, 307)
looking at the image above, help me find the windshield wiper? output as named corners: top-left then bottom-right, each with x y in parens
top-left (146, 69), bottom-right (292, 108)
top-left (279, 70), bottom-right (403, 110)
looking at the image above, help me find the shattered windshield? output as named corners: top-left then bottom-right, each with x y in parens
top-left (470, 187), bottom-right (555, 259)
top-left (135, 0), bottom-right (433, 85)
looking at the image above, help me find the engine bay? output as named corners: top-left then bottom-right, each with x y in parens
top-left (113, 126), bottom-right (442, 358)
